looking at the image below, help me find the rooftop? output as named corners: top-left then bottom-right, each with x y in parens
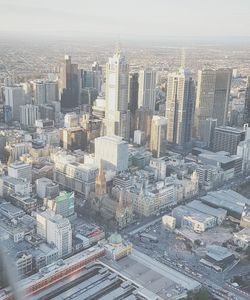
top-left (96, 135), bottom-right (127, 145)
top-left (187, 200), bottom-right (227, 219)
top-left (206, 245), bottom-right (234, 262)
top-left (215, 126), bottom-right (246, 134)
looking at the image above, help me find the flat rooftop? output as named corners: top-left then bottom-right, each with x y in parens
top-left (96, 135), bottom-right (127, 144)
top-left (24, 263), bottom-right (154, 300)
top-left (187, 200), bottom-right (227, 219)
top-left (100, 249), bottom-right (200, 299)
top-left (201, 190), bottom-right (250, 216)
top-left (215, 126), bottom-right (245, 134)
top-left (206, 245), bottom-right (234, 262)
top-left (173, 205), bottom-right (215, 223)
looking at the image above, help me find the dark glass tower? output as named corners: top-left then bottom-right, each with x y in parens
top-left (60, 55), bottom-right (79, 111)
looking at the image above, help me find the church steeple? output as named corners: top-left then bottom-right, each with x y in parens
top-left (95, 159), bottom-right (107, 197)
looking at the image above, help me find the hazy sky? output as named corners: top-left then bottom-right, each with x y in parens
top-left (1, 0), bottom-right (250, 38)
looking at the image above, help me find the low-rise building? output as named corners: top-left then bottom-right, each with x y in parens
top-left (162, 215), bottom-right (176, 230)
top-left (172, 205), bottom-right (216, 233)
top-left (201, 190), bottom-right (250, 219)
top-left (186, 200), bottom-right (227, 225)
top-left (201, 245), bottom-right (235, 271)
top-left (101, 233), bottom-right (132, 261)
top-left (233, 228), bottom-right (250, 250)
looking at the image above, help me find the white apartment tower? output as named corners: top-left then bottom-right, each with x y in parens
top-left (138, 68), bottom-right (157, 112)
top-left (104, 50), bottom-right (130, 139)
top-left (36, 210), bottom-right (72, 258)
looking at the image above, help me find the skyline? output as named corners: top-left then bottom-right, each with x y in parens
top-left (1, 0), bottom-right (250, 39)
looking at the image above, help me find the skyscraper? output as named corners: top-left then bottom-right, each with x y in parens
top-left (4, 85), bottom-right (27, 121)
top-left (20, 104), bottom-right (39, 128)
top-left (195, 69), bottom-right (216, 138)
top-left (166, 69), bottom-right (195, 149)
top-left (200, 118), bottom-right (217, 148)
top-left (213, 68), bottom-right (232, 126)
top-left (195, 68), bottom-right (232, 137)
top-left (138, 68), bottom-right (156, 112)
top-left (104, 50), bottom-right (130, 139)
top-left (59, 55), bottom-right (80, 111)
top-left (150, 116), bottom-right (167, 158)
top-left (34, 80), bottom-right (46, 105)
top-left (244, 76), bottom-right (250, 125)
top-left (45, 81), bottom-right (59, 103)
top-left (128, 72), bottom-right (139, 115)
top-left (128, 72), bottom-right (139, 138)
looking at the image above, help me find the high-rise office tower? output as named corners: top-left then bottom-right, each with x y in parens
top-left (244, 76), bottom-right (250, 125)
top-left (134, 107), bottom-right (153, 139)
top-left (212, 126), bottom-right (246, 155)
top-left (34, 80), bottom-right (59, 105)
top-left (195, 68), bottom-right (232, 137)
top-left (138, 68), bottom-right (156, 112)
top-left (4, 85), bottom-right (27, 121)
top-left (213, 68), bottom-right (232, 126)
top-left (20, 104), bottom-right (39, 128)
top-left (104, 50), bottom-right (130, 139)
top-left (128, 72), bottom-right (139, 138)
top-left (80, 62), bottom-right (102, 94)
top-left (200, 118), bottom-right (217, 148)
top-left (59, 55), bottom-right (80, 111)
top-left (150, 116), bottom-right (167, 158)
top-left (166, 69), bottom-right (195, 149)
top-left (195, 69), bottom-right (216, 138)
top-left (92, 61), bottom-right (103, 93)
top-left (45, 81), bottom-right (59, 103)
top-left (34, 80), bottom-right (46, 105)
top-left (81, 70), bottom-right (102, 93)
